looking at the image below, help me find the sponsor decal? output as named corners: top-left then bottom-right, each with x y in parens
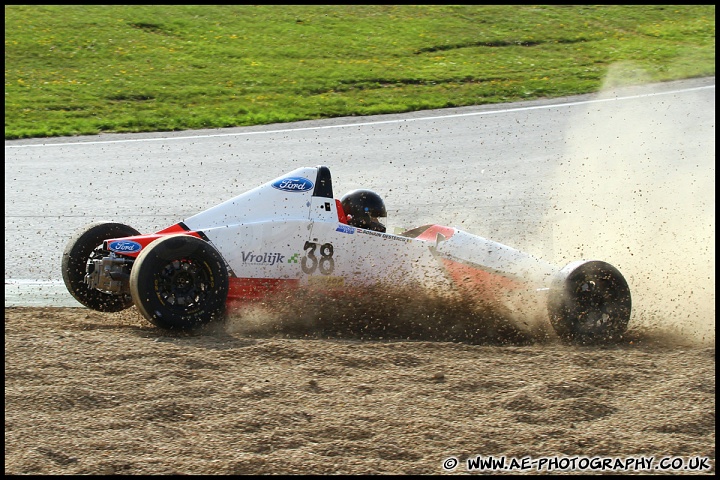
top-left (288, 253), bottom-right (300, 263)
top-left (356, 229), bottom-right (411, 242)
top-left (108, 240), bottom-right (142, 253)
top-left (271, 176), bottom-right (314, 193)
top-left (241, 251), bottom-right (286, 266)
top-left (336, 224), bottom-right (356, 234)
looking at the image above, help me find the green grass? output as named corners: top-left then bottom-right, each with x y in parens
top-left (4, 5), bottom-right (715, 139)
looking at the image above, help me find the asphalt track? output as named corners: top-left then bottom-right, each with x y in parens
top-left (4, 76), bottom-right (715, 313)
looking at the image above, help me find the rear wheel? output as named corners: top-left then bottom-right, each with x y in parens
top-left (61, 222), bottom-right (140, 311)
top-left (129, 234), bottom-right (229, 330)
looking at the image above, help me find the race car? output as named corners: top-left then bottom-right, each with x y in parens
top-left (61, 165), bottom-right (632, 343)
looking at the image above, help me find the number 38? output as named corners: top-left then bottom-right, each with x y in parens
top-left (301, 241), bottom-right (334, 275)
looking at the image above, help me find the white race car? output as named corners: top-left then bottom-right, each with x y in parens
top-left (62, 165), bottom-right (631, 343)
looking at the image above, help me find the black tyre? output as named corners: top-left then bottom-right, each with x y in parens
top-left (547, 260), bottom-right (632, 344)
top-left (129, 234), bottom-right (229, 330)
top-left (61, 222), bottom-right (141, 312)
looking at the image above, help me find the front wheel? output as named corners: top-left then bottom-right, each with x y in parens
top-left (129, 234), bottom-right (229, 330)
top-left (547, 260), bottom-right (632, 344)
top-left (61, 222), bottom-right (140, 312)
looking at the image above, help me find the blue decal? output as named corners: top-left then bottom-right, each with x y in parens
top-left (336, 224), bottom-right (356, 234)
top-left (271, 176), bottom-right (314, 193)
top-left (108, 240), bottom-right (142, 253)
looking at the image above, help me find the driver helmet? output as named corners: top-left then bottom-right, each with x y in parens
top-left (341, 189), bottom-right (387, 232)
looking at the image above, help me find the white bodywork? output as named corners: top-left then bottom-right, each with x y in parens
top-left (182, 166), bottom-right (561, 294)
top-left (183, 166), bottom-right (446, 288)
top-left (434, 230), bottom-right (558, 287)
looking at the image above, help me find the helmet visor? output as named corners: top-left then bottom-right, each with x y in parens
top-left (368, 214), bottom-right (386, 232)
top-left (370, 215), bottom-right (386, 229)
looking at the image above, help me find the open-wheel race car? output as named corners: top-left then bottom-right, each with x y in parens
top-left (62, 165), bottom-right (632, 343)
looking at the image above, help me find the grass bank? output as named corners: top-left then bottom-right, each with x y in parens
top-left (4, 5), bottom-right (715, 139)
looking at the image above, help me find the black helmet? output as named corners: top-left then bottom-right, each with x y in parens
top-left (341, 189), bottom-right (387, 232)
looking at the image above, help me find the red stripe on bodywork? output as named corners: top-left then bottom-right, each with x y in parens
top-left (156, 223), bottom-right (191, 234)
top-left (106, 227), bottom-right (203, 258)
top-left (440, 257), bottom-right (526, 304)
top-left (227, 277), bottom-right (300, 302)
top-left (415, 225), bottom-right (456, 242)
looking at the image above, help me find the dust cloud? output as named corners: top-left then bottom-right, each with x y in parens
top-left (225, 283), bottom-right (553, 345)
top-left (229, 66), bottom-right (714, 347)
top-left (547, 63), bottom-right (715, 345)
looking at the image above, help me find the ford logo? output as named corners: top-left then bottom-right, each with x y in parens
top-left (108, 240), bottom-right (142, 253)
top-left (271, 177), bottom-right (314, 193)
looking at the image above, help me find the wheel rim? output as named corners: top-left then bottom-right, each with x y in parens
top-left (157, 258), bottom-right (210, 309)
top-left (574, 279), bottom-right (610, 334)
top-left (572, 275), bottom-right (628, 337)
